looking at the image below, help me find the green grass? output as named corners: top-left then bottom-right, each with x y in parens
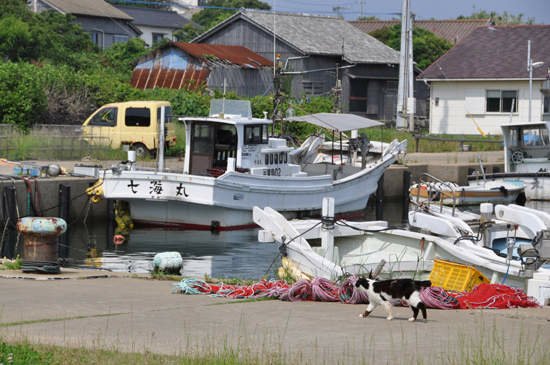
top-left (0, 340), bottom-right (278, 365)
top-left (0, 256), bottom-right (21, 270)
top-left (358, 127), bottom-right (503, 153)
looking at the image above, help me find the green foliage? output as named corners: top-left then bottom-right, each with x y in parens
top-left (191, 0), bottom-right (271, 31)
top-left (0, 62), bottom-right (47, 129)
top-left (0, 0), bottom-right (33, 20)
top-left (101, 38), bottom-right (149, 76)
top-left (457, 10), bottom-right (534, 24)
top-left (174, 23), bottom-right (203, 42)
top-left (0, 16), bottom-right (32, 61)
top-left (370, 24), bottom-right (452, 69)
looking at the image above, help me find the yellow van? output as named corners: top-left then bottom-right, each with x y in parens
top-left (81, 100), bottom-right (176, 157)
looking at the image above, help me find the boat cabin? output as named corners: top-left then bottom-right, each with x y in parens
top-left (180, 100), bottom-right (303, 177)
top-left (502, 122), bottom-right (550, 173)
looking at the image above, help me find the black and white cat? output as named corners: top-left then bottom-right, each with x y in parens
top-left (355, 276), bottom-right (431, 322)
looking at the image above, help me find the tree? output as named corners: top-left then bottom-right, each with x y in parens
top-left (192, 0), bottom-right (270, 32)
top-left (369, 24), bottom-right (452, 70)
top-left (457, 10), bottom-right (534, 24)
top-left (0, 16), bottom-right (33, 61)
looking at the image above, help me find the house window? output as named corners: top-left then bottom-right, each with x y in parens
top-left (302, 80), bottom-right (324, 95)
top-left (152, 33), bottom-right (166, 44)
top-left (113, 34), bottom-right (129, 44)
top-left (544, 94), bottom-right (550, 114)
top-left (486, 90), bottom-right (518, 112)
top-left (90, 31), bottom-right (102, 48)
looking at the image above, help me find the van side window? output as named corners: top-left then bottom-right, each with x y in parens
top-left (125, 108), bottom-right (151, 127)
top-left (90, 107), bottom-right (117, 126)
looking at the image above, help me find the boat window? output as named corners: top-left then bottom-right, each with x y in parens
top-left (244, 125), bottom-right (268, 144)
top-left (192, 124), bottom-right (214, 154)
top-left (522, 127), bottom-right (549, 146)
top-left (125, 108), bottom-right (151, 127)
top-left (89, 107), bottom-right (117, 127)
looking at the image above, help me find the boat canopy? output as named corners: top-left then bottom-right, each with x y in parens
top-left (288, 113), bottom-right (383, 132)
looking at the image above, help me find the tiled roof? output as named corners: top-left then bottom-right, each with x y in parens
top-left (419, 25), bottom-right (550, 80)
top-left (195, 10), bottom-right (400, 64)
top-left (41, 0), bottom-right (132, 20)
top-left (115, 6), bottom-right (189, 28)
top-left (350, 19), bottom-right (490, 44)
top-left (172, 42), bottom-right (273, 68)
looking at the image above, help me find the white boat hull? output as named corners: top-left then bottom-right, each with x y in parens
top-left (102, 154), bottom-right (394, 230)
top-left (253, 206), bottom-right (550, 305)
top-left (469, 174), bottom-right (550, 200)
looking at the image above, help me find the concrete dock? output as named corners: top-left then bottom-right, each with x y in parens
top-left (0, 273), bottom-right (549, 364)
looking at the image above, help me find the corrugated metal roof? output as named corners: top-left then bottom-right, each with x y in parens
top-left (131, 66), bottom-right (210, 90)
top-left (41, 0), bottom-right (132, 20)
top-left (171, 42), bottom-right (273, 68)
top-left (195, 10), bottom-right (400, 65)
top-left (351, 19), bottom-right (490, 44)
top-left (115, 6), bottom-right (189, 28)
top-left (419, 25), bottom-right (550, 80)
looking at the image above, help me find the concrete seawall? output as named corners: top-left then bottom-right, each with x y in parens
top-left (0, 151), bottom-right (504, 222)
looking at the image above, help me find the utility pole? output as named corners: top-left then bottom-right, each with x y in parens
top-left (396, 0), bottom-right (414, 130)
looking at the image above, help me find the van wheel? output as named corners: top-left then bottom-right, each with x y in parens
top-left (132, 143), bottom-right (150, 158)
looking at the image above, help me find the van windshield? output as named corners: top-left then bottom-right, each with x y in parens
top-left (90, 107), bottom-right (117, 126)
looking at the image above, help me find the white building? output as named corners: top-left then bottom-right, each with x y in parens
top-left (419, 25), bottom-right (550, 135)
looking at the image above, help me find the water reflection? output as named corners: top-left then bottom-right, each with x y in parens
top-left (67, 200), bottom-right (548, 280)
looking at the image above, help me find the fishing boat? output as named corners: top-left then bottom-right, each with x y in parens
top-left (468, 121), bottom-right (550, 200)
top-left (100, 100), bottom-right (406, 230)
top-left (410, 173), bottom-right (525, 206)
top-left (253, 198), bottom-right (550, 305)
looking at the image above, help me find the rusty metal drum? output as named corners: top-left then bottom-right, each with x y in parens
top-left (17, 217), bottom-right (67, 274)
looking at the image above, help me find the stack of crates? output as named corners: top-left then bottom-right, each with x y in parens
top-left (429, 259), bottom-right (489, 292)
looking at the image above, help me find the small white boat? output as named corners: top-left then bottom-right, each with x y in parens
top-left (100, 100), bottom-right (406, 230)
top-left (468, 121), bottom-right (550, 200)
top-left (254, 198), bottom-right (550, 305)
top-left (410, 175), bottom-right (525, 206)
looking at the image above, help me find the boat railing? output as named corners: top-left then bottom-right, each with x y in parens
top-left (414, 173), bottom-right (459, 216)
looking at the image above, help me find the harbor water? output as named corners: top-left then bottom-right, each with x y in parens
top-left (58, 200), bottom-right (549, 279)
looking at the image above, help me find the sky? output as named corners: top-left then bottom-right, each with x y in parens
top-left (263, 0), bottom-right (550, 24)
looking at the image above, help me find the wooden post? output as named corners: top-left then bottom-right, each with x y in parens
top-left (375, 175), bottom-right (384, 220)
top-left (415, 135), bottom-right (420, 152)
top-left (58, 184), bottom-right (71, 260)
top-left (1, 186), bottom-right (18, 259)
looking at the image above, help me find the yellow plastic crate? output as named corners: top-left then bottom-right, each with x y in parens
top-left (429, 259), bottom-right (490, 292)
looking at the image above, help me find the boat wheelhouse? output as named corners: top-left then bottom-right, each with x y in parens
top-left (469, 121), bottom-right (550, 200)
